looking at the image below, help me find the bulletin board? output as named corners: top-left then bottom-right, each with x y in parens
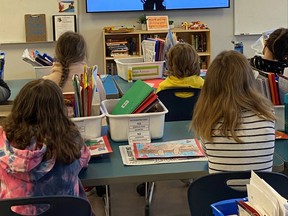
top-left (0, 0), bottom-right (77, 43)
top-left (234, 0), bottom-right (288, 35)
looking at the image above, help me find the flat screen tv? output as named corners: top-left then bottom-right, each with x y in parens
top-left (86, 0), bottom-right (230, 13)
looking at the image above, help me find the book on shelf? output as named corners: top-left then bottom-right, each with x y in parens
top-left (111, 80), bottom-right (154, 115)
top-left (132, 138), bottom-right (205, 159)
top-left (256, 69), bottom-right (283, 105)
top-left (85, 136), bottom-right (112, 157)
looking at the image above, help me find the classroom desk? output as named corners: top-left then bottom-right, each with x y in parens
top-left (79, 121), bottom-right (284, 186)
top-left (4, 77), bottom-right (119, 102)
top-left (79, 121), bottom-right (209, 186)
top-left (111, 75), bottom-right (134, 96)
top-left (6, 79), bottom-right (33, 100)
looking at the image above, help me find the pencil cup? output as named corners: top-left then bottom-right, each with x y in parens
top-left (285, 93), bottom-right (288, 133)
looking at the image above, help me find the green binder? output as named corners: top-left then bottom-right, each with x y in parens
top-left (111, 80), bottom-right (154, 115)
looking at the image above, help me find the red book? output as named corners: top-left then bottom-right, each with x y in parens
top-left (133, 92), bottom-right (158, 114)
top-left (268, 73), bottom-right (276, 105)
top-left (271, 73), bottom-right (280, 105)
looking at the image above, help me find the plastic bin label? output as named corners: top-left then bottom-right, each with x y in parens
top-left (128, 118), bottom-right (151, 144)
top-left (132, 66), bottom-right (159, 77)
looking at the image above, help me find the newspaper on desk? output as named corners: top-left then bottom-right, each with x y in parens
top-left (119, 145), bottom-right (208, 166)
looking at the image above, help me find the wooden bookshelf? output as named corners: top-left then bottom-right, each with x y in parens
top-left (103, 28), bottom-right (211, 74)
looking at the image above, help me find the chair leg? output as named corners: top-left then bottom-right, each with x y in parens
top-left (144, 182), bottom-right (155, 216)
top-left (102, 185), bottom-right (111, 216)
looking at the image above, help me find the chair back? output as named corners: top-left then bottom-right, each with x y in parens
top-left (0, 195), bottom-right (92, 216)
top-left (187, 171), bottom-right (288, 216)
top-left (157, 87), bottom-right (201, 121)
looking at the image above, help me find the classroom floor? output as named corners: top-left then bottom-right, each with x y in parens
top-left (88, 180), bottom-right (191, 216)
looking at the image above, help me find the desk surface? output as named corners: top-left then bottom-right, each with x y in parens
top-left (79, 121), bottom-right (209, 186)
top-left (6, 79), bottom-right (32, 100)
top-left (79, 121), bottom-right (284, 186)
top-left (5, 77), bottom-right (119, 101)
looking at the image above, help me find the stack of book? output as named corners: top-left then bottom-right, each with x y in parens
top-left (106, 41), bottom-right (129, 57)
top-left (111, 80), bottom-right (159, 115)
top-left (22, 48), bottom-right (53, 67)
top-left (191, 33), bottom-right (207, 52)
top-left (255, 68), bottom-right (288, 105)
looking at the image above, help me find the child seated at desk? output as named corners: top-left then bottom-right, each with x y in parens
top-left (249, 27), bottom-right (288, 75)
top-left (43, 31), bottom-right (106, 101)
top-left (191, 50), bottom-right (276, 173)
top-left (156, 42), bottom-right (204, 97)
top-left (0, 79), bottom-right (94, 215)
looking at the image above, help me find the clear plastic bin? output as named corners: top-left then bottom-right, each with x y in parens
top-left (101, 99), bottom-right (168, 142)
top-left (71, 109), bottom-right (105, 139)
top-left (114, 57), bottom-right (164, 81)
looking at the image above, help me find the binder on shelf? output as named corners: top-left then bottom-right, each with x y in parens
top-left (25, 14), bottom-right (47, 42)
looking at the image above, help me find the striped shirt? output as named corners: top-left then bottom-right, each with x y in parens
top-left (201, 110), bottom-right (275, 173)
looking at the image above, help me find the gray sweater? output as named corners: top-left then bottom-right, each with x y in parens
top-left (0, 79), bottom-right (10, 102)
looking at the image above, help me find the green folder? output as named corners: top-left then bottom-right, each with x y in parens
top-left (111, 80), bottom-right (154, 115)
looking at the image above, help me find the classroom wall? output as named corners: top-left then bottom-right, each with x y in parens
top-left (1, 0), bottom-right (261, 80)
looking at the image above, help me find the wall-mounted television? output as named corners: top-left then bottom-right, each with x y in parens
top-left (86, 0), bottom-right (230, 13)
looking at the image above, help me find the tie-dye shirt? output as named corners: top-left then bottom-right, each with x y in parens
top-left (0, 127), bottom-right (91, 215)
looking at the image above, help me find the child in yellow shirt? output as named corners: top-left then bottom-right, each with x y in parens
top-left (156, 42), bottom-right (204, 97)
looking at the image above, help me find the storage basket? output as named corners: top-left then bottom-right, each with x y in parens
top-left (101, 99), bottom-right (168, 142)
top-left (114, 57), bottom-right (164, 81)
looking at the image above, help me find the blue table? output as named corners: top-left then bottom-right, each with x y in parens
top-left (79, 121), bottom-right (209, 186)
top-left (79, 121), bottom-right (284, 186)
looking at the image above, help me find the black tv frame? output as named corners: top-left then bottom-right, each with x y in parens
top-left (85, 0), bottom-right (230, 13)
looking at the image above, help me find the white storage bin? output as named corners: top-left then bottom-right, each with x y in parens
top-left (71, 109), bottom-right (105, 139)
top-left (34, 66), bottom-right (52, 78)
top-left (114, 57), bottom-right (164, 81)
top-left (274, 105), bottom-right (284, 131)
top-left (101, 99), bottom-right (168, 142)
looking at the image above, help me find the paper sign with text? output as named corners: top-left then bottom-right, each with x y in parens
top-left (146, 16), bottom-right (169, 31)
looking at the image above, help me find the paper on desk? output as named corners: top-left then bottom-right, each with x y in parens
top-left (247, 171), bottom-right (287, 216)
top-left (119, 145), bottom-right (207, 166)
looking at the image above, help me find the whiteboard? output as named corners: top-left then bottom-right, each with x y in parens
top-left (234, 0), bottom-right (288, 35)
top-left (0, 0), bottom-right (77, 43)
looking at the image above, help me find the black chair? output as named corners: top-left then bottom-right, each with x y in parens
top-left (0, 195), bottom-right (92, 216)
top-left (156, 87), bottom-right (201, 121)
top-left (187, 171), bottom-right (288, 216)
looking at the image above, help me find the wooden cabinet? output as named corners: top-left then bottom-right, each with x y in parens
top-left (103, 28), bottom-right (211, 74)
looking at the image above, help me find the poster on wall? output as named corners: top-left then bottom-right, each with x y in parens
top-left (58, 0), bottom-right (75, 13)
top-left (52, 15), bottom-right (77, 40)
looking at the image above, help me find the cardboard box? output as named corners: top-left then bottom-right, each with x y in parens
top-left (101, 99), bottom-right (168, 142)
top-left (114, 57), bottom-right (164, 81)
top-left (71, 109), bottom-right (105, 139)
